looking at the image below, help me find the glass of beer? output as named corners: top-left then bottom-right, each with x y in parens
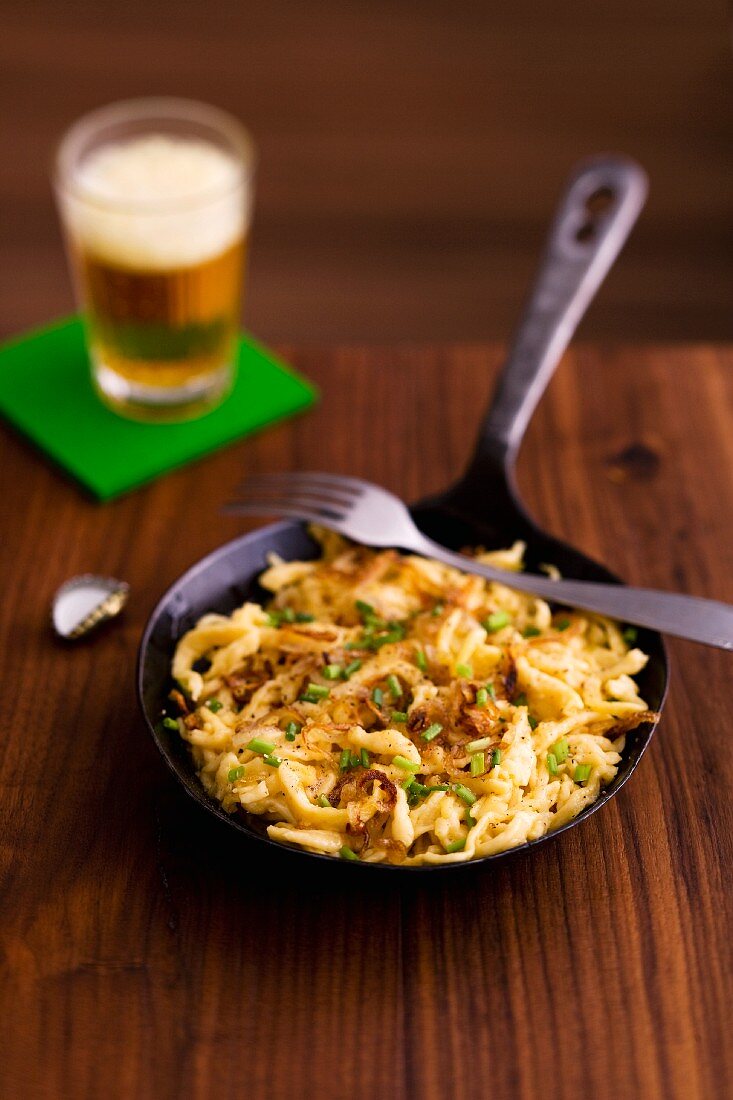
top-left (54, 98), bottom-right (255, 421)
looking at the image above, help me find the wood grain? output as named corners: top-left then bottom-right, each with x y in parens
top-left (1, 344), bottom-right (732, 1100)
top-left (0, 0), bottom-right (731, 344)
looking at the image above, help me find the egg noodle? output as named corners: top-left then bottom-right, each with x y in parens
top-left (169, 530), bottom-right (656, 865)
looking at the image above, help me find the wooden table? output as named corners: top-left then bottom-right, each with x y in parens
top-left (1, 344), bottom-right (731, 1100)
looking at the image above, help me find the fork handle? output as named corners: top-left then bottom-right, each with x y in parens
top-left (465, 155), bottom-right (648, 482)
top-left (409, 534), bottom-right (733, 651)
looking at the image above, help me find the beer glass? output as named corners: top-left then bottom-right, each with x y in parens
top-left (54, 98), bottom-right (255, 421)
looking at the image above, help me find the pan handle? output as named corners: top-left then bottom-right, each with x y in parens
top-left (462, 155), bottom-right (648, 488)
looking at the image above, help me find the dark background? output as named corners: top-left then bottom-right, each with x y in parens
top-left (1, 0), bottom-right (731, 344)
top-left (1, 0), bottom-right (730, 343)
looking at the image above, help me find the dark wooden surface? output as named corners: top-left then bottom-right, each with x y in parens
top-left (1, 0), bottom-right (732, 344)
top-left (1, 344), bottom-right (732, 1099)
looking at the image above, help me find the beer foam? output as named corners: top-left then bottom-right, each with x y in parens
top-left (64, 135), bottom-right (247, 270)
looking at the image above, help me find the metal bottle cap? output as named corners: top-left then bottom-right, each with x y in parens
top-left (52, 575), bottom-right (130, 639)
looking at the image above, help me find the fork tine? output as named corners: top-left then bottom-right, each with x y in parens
top-left (222, 502), bottom-right (343, 525)
top-left (230, 500), bottom-right (349, 519)
top-left (237, 478), bottom-right (357, 508)
top-left (235, 471), bottom-right (367, 497)
top-left (236, 486), bottom-right (348, 509)
top-left (229, 496), bottom-right (347, 520)
top-left (243, 470), bottom-right (368, 489)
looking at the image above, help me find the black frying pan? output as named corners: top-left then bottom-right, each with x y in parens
top-left (137, 156), bottom-right (667, 873)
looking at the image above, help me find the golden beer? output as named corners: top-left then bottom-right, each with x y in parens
top-left (55, 100), bottom-right (255, 421)
top-left (77, 238), bottom-right (246, 390)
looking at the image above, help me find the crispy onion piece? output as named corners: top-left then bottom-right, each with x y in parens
top-left (169, 688), bottom-right (190, 715)
top-left (225, 671), bottom-right (267, 706)
top-left (364, 815), bottom-right (408, 865)
top-left (327, 768), bottom-right (398, 812)
top-left (284, 625), bottom-right (342, 643)
top-left (408, 681), bottom-right (500, 747)
top-left (353, 549), bottom-right (399, 590)
top-left (502, 654), bottom-right (518, 700)
top-left (608, 709), bottom-right (659, 736)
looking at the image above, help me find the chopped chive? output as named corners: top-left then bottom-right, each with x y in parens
top-left (514, 693), bottom-right (529, 708)
top-left (623, 626), bottom-right (638, 645)
top-left (350, 752), bottom-right (361, 768)
top-left (528, 715), bottom-right (538, 730)
top-left (285, 721), bottom-right (301, 741)
top-left (402, 775), bottom-right (416, 790)
top-left (574, 764), bottom-right (591, 784)
top-left (453, 783), bottom-right (477, 806)
top-left (547, 752), bottom-right (558, 776)
top-left (295, 612), bottom-right (315, 622)
top-left (551, 738), bottom-right (569, 763)
top-left (475, 687), bottom-right (488, 707)
top-left (360, 748), bottom-right (370, 768)
top-left (456, 662), bottom-right (473, 678)
top-left (426, 783), bottom-right (450, 792)
top-left (228, 765), bottom-right (245, 782)
top-left (422, 723), bottom-right (443, 742)
top-left (431, 602), bottom-right (445, 617)
top-left (415, 649), bottom-right (428, 672)
top-left (344, 659), bottom-right (362, 678)
top-left (206, 699), bottom-right (223, 712)
top-left (393, 755), bottom-right (420, 772)
top-left (387, 675), bottom-right (401, 699)
top-left (348, 622), bottom-right (406, 653)
top-left (339, 845), bottom-right (360, 862)
top-left (162, 716), bottom-right (179, 731)
top-left (246, 737), bottom-right (275, 755)
top-left (486, 683), bottom-right (496, 700)
top-left (556, 618), bottom-right (571, 631)
top-left (491, 749), bottom-right (502, 767)
top-left (323, 663), bottom-right (343, 680)
top-left (317, 795), bottom-right (331, 808)
top-left (409, 782), bottom-right (433, 801)
top-left (445, 838), bottom-right (466, 853)
top-left (282, 607), bottom-right (296, 622)
top-left (372, 686), bottom-right (384, 707)
top-left (466, 809), bottom-right (476, 827)
top-left (300, 683), bottom-right (329, 703)
top-left (391, 711), bottom-right (408, 723)
top-left (523, 625), bottom-right (541, 638)
top-left (340, 749), bottom-right (351, 770)
top-left (483, 610), bottom-right (510, 633)
top-left (355, 599), bottom-right (375, 617)
top-left (470, 751), bottom-right (486, 777)
top-left (466, 735), bottom-right (493, 753)
top-left (263, 754), bottom-right (281, 768)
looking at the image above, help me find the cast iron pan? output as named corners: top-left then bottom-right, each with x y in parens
top-left (137, 156), bottom-right (667, 872)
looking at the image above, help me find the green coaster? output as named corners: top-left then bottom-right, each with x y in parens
top-left (0, 316), bottom-right (317, 501)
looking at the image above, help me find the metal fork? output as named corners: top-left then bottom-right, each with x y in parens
top-left (224, 471), bottom-right (733, 650)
